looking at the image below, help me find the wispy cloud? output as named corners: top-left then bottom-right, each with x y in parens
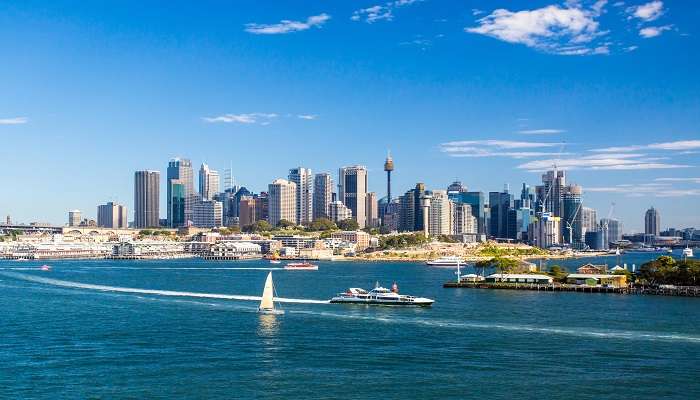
top-left (591, 140), bottom-right (700, 153)
top-left (639, 24), bottom-right (672, 38)
top-left (0, 117), bottom-right (28, 125)
top-left (351, 0), bottom-right (421, 23)
top-left (440, 139), bottom-right (565, 158)
top-left (627, 1), bottom-right (664, 21)
top-left (245, 14), bottom-right (330, 35)
top-left (297, 114), bottom-right (318, 120)
top-left (518, 129), bottom-right (566, 135)
top-left (465, 1), bottom-right (609, 55)
top-left (202, 113), bottom-right (278, 124)
top-left (517, 153), bottom-right (690, 171)
top-left (588, 182), bottom-right (700, 197)
top-left (655, 177), bottom-right (700, 184)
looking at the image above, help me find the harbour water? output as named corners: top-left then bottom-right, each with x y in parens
top-left (1, 253), bottom-right (699, 399)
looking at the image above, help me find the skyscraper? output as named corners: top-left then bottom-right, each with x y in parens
top-left (328, 200), bottom-right (352, 223)
top-left (268, 179), bottom-right (297, 227)
top-left (134, 170), bottom-right (160, 228)
top-left (198, 163), bottom-right (220, 201)
top-left (450, 191), bottom-right (485, 236)
top-left (581, 206), bottom-right (597, 235)
top-left (68, 210), bottom-right (81, 227)
top-left (338, 165), bottom-right (368, 229)
top-left (97, 202), bottom-right (128, 229)
top-left (645, 207), bottom-right (661, 236)
top-left (452, 202), bottom-right (476, 236)
top-left (288, 167), bottom-right (313, 225)
top-left (167, 158), bottom-right (195, 227)
top-left (600, 218), bottom-right (622, 247)
top-left (489, 188), bottom-right (513, 239)
top-left (366, 192), bottom-right (379, 228)
top-left (428, 190), bottom-right (451, 236)
top-left (169, 179), bottom-right (186, 228)
top-left (562, 184), bottom-right (583, 244)
top-left (192, 200), bottom-right (223, 228)
top-left (238, 196), bottom-right (256, 227)
top-left (536, 170), bottom-right (566, 217)
top-left (313, 173), bottom-right (333, 220)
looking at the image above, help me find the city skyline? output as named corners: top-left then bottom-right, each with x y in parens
top-left (1, 0), bottom-right (698, 230)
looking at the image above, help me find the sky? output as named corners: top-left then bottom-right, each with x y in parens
top-left (0, 0), bottom-right (698, 232)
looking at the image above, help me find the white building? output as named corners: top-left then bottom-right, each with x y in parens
top-left (268, 179), bottom-right (297, 227)
top-left (288, 167), bottom-right (313, 225)
top-left (452, 202), bottom-right (477, 235)
top-left (328, 200), bottom-right (352, 223)
top-left (68, 210), bottom-right (81, 227)
top-left (199, 163), bottom-right (220, 201)
top-left (204, 241), bottom-right (261, 260)
top-left (529, 213), bottom-right (562, 248)
top-left (428, 190), bottom-right (452, 236)
top-left (192, 200), bottom-right (223, 228)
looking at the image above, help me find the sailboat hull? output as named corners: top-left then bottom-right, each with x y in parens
top-left (258, 307), bottom-right (285, 315)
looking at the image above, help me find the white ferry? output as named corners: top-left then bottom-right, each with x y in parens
top-left (284, 262), bottom-right (319, 271)
top-left (426, 256), bottom-right (465, 267)
top-left (330, 283), bottom-right (434, 307)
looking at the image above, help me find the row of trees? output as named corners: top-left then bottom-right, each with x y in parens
top-left (378, 233), bottom-right (428, 249)
top-left (237, 218), bottom-right (360, 234)
top-left (639, 256), bottom-right (700, 286)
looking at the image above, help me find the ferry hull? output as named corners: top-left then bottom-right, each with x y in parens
top-left (330, 298), bottom-right (434, 307)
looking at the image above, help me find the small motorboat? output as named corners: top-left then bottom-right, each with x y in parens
top-left (269, 260), bottom-right (281, 264)
top-left (40, 265), bottom-right (51, 271)
top-left (284, 262), bottom-right (318, 271)
top-left (258, 272), bottom-right (284, 315)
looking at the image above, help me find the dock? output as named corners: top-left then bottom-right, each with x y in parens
top-left (443, 282), bottom-right (700, 297)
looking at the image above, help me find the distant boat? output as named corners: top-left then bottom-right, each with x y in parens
top-left (284, 262), bottom-right (318, 271)
top-left (426, 256), bottom-right (465, 267)
top-left (258, 272), bottom-right (284, 315)
top-left (40, 265), bottom-right (51, 271)
top-left (269, 260), bottom-right (281, 264)
top-left (683, 246), bottom-right (694, 259)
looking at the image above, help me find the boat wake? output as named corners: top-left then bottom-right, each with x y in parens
top-left (0, 272), bottom-right (329, 304)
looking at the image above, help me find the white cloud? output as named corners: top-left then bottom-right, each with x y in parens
top-left (440, 139), bottom-right (566, 158)
top-left (518, 128), bottom-right (566, 135)
top-left (465, 2), bottom-right (609, 55)
top-left (202, 113), bottom-right (278, 124)
top-left (517, 153), bottom-right (690, 171)
top-left (297, 114), bottom-right (317, 120)
top-left (588, 182), bottom-right (700, 197)
top-left (639, 24), bottom-right (672, 38)
top-left (0, 117), bottom-right (28, 125)
top-left (245, 14), bottom-right (330, 35)
top-left (352, 0), bottom-right (421, 23)
top-left (655, 177), bottom-right (700, 184)
top-left (592, 140), bottom-right (700, 153)
top-left (472, 9), bottom-right (484, 16)
top-left (628, 1), bottom-right (664, 21)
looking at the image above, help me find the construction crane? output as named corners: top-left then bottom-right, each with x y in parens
top-left (602, 202), bottom-right (616, 249)
top-left (565, 200), bottom-right (583, 245)
top-left (538, 141), bottom-right (566, 215)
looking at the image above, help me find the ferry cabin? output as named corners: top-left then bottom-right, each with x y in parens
top-left (485, 274), bottom-right (553, 284)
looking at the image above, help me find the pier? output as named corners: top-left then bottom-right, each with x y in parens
top-left (443, 282), bottom-right (700, 297)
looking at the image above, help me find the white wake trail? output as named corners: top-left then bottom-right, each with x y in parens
top-left (1, 272), bottom-right (329, 305)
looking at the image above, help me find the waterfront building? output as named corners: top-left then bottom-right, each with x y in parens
top-left (134, 170), bottom-right (160, 228)
top-left (198, 163), bottom-right (220, 201)
top-left (192, 200), bottom-right (223, 228)
top-left (268, 179), bottom-right (297, 227)
top-left (97, 202), bottom-right (128, 229)
top-left (529, 212), bottom-right (562, 248)
top-left (68, 210), bottom-right (81, 227)
top-left (331, 231), bottom-right (371, 251)
top-left (168, 179), bottom-right (187, 228)
top-left (203, 242), bottom-right (262, 260)
top-left (645, 207), bottom-right (661, 236)
top-left (288, 167), bottom-right (313, 225)
top-left (328, 200), bottom-right (352, 223)
top-left (489, 188), bottom-right (513, 239)
top-left (536, 170), bottom-right (566, 216)
top-left (338, 165), bottom-right (368, 229)
top-left (167, 158), bottom-right (195, 227)
top-left (562, 184), bottom-right (583, 245)
top-left (366, 192), bottom-right (379, 228)
top-left (485, 274), bottom-right (553, 284)
top-left (313, 173), bottom-right (333, 220)
top-left (428, 190), bottom-right (452, 236)
top-left (239, 196), bottom-right (256, 227)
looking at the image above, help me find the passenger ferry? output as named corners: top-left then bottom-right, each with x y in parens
top-left (426, 256), bottom-right (465, 267)
top-left (284, 262), bottom-right (319, 271)
top-left (330, 283), bottom-right (434, 306)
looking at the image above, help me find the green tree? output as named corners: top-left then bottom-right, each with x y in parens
top-left (337, 218), bottom-right (359, 231)
top-left (308, 218), bottom-right (337, 231)
top-left (548, 265), bottom-right (568, 282)
top-left (248, 220), bottom-right (272, 232)
top-left (139, 229), bottom-right (153, 236)
top-left (277, 219), bottom-right (296, 229)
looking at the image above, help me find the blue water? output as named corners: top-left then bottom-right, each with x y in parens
top-left (1, 253), bottom-right (699, 399)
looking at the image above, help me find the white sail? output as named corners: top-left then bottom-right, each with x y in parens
top-left (259, 272), bottom-right (275, 311)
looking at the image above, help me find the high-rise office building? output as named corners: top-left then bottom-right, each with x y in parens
top-left (428, 190), bottom-right (452, 236)
top-left (517, 183), bottom-right (536, 209)
top-left (581, 206), bottom-right (597, 235)
top-left (449, 191), bottom-right (485, 236)
top-left (452, 202), bottom-right (476, 236)
top-left (192, 200), bottom-right (223, 228)
top-left (529, 212), bottom-right (562, 248)
top-left (338, 165), bottom-right (368, 228)
top-left (562, 184), bottom-right (583, 244)
top-left (398, 183), bottom-right (427, 232)
top-left (288, 167), bottom-right (313, 225)
top-left (238, 196), bottom-right (256, 227)
top-left (328, 200), bottom-right (352, 223)
top-left (536, 170), bottom-right (566, 217)
top-left (645, 207), bottom-right (661, 236)
top-left (198, 163), bottom-right (220, 201)
top-left (97, 202), bottom-right (128, 229)
top-left (169, 179), bottom-right (187, 228)
top-left (313, 173), bottom-right (333, 220)
top-left (366, 192), bottom-right (379, 228)
top-left (167, 158), bottom-right (195, 227)
top-left (447, 181), bottom-right (467, 194)
top-left (134, 170), bottom-right (160, 228)
top-left (68, 210), bottom-right (81, 227)
top-left (489, 188), bottom-right (513, 239)
top-left (268, 179), bottom-right (297, 227)
top-left (255, 192), bottom-right (269, 223)
top-left (600, 218), bottom-right (622, 247)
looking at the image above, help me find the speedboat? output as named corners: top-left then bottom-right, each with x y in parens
top-left (269, 260), bottom-right (281, 264)
top-left (683, 247), bottom-right (694, 258)
top-left (284, 262), bottom-right (318, 271)
top-left (426, 256), bottom-right (465, 267)
top-left (330, 283), bottom-right (434, 307)
top-left (40, 265), bottom-right (51, 271)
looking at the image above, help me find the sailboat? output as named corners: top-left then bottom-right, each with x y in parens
top-left (258, 272), bottom-right (284, 315)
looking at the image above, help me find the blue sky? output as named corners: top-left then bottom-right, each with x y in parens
top-left (1, 0), bottom-right (698, 231)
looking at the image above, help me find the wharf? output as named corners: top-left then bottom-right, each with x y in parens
top-left (443, 282), bottom-right (700, 297)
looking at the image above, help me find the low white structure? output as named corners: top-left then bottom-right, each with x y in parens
top-left (485, 274), bottom-right (553, 284)
top-left (111, 241), bottom-right (189, 259)
top-left (204, 241), bottom-right (262, 260)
